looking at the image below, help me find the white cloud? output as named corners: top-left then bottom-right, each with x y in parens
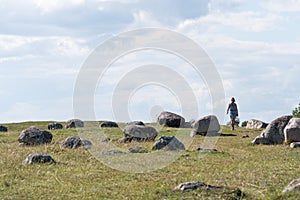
top-left (208, 0), bottom-right (243, 13)
top-left (32, 0), bottom-right (85, 13)
top-left (126, 10), bottom-right (163, 29)
top-left (178, 11), bottom-right (282, 32)
top-left (0, 34), bottom-right (90, 57)
top-left (261, 0), bottom-right (300, 12)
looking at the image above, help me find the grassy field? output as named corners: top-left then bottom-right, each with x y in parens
top-left (0, 121), bottom-right (299, 199)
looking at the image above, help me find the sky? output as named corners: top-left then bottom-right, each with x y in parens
top-left (0, 0), bottom-right (300, 124)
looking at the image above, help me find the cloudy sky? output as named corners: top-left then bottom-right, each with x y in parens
top-left (1, 0), bottom-right (300, 124)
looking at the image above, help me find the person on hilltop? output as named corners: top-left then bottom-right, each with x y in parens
top-left (226, 97), bottom-right (239, 131)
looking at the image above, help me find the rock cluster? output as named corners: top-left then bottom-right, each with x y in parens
top-left (252, 116), bottom-right (300, 145)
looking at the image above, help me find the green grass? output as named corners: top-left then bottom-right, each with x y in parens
top-left (0, 121), bottom-right (300, 199)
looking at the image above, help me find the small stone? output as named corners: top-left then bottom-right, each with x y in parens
top-left (101, 138), bottom-right (111, 142)
top-left (242, 135), bottom-right (249, 138)
top-left (23, 153), bottom-right (56, 164)
top-left (101, 150), bottom-right (125, 155)
top-left (128, 146), bottom-right (148, 153)
top-left (48, 123), bottom-right (63, 130)
top-left (290, 142), bottom-right (300, 148)
top-left (174, 181), bottom-right (207, 191)
top-left (283, 177), bottom-right (300, 193)
top-left (193, 147), bottom-right (218, 152)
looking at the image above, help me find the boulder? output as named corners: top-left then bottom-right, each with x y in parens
top-left (284, 118), bottom-right (300, 143)
top-left (283, 177), bottom-right (300, 193)
top-left (126, 121), bottom-right (145, 126)
top-left (290, 142), bottom-right (300, 148)
top-left (61, 136), bottom-right (92, 149)
top-left (246, 119), bottom-right (268, 129)
top-left (252, 115), bottom-right (293, 145)
top-left (157, 111), bottom-right (185, 128)
top-left (65, 119), bottom-right (84, 128)
top-left (128, 146), bottom-right (148, 153)
top-left (123, 125), bottom-right (158, 142)
top-left (18, 126), bottom-right (52, 145)
top-left (48, 123), bottom-right (63, 130)
top-left (100, 121), bottom-right (119, 128)
top-left (190, 115), bottom-right (220, 136)
top-left (152, 136), bottom-right (185, 151)
top-left (182, 122), bottom-right (192, 128)
top-left (23, 153), bottom-right (55, 164)
top-left (0, 125), bottom-right (8, 132)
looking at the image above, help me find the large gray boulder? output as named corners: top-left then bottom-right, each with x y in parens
top-left (190, 115), bottom-right (220, 136)
top-left (23, 153), bottom-right (56, 164)
top-left (152, 136), bottom-right (185, 150)
top-left (61, 136), bottom-right (92, 149)
top-left (246, 119), bottom-right (268, 129)
top-left (283, 177), bottom-right (300, 193)
top-left (123, 125), bottom-right (158, 142)
top-left (157, 111), bottom-right (185, 128)
top-left (18, 126), bottom-right (53, 146)
top-left (252, 115), bottom-right (293, 145)
top-left (65, 119), bottom-right (84, 128)
top-left (284, 118), bottom-right (300, 143)
top-left (0, 125), bottom-right (8, 132)
top-left (100, 121), bottom-right (119, 128)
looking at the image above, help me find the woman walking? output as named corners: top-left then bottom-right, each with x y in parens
top-left (227, 97), bottom-right (239, 130)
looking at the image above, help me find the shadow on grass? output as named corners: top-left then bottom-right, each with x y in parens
top-left (204, 133), bottom-right (237, 137)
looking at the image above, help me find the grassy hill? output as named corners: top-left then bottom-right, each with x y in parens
top-left (0, 121), bottom-right (299, 199)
